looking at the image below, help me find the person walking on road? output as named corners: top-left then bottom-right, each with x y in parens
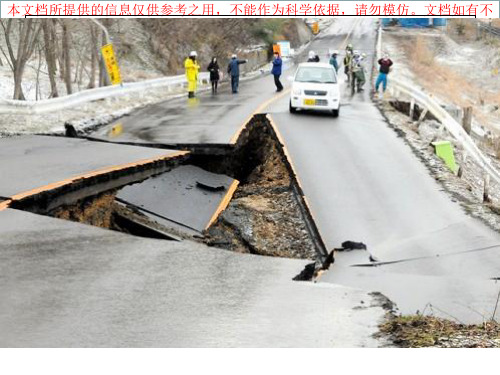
top-left (272, 51), bottom-right (283, 92)
top-left (207, 57), bottom-right (220, 94)
top-left (184, 51), bottom-right (200, 98)
top-left (227, 54), bottom-right (248, 94)
top-left (329, 50), bottom-right (339, 73)
top-left (375, 52), bottom-right (394, 96)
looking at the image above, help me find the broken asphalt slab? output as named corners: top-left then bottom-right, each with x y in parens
top-left (0, 135), bottom-right (187, 202)
top-left (0, 208), bottom-right (388, 347)
top-left (117, 165), bottom-right (238, 234)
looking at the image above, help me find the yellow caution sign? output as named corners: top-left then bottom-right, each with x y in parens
top-left (101, 44), bottom-right (122, 85)
top-left (312, 22), bottom-right (319, 35)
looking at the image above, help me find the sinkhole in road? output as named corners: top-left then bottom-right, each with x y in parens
top-left (14, 115), bottom-right (327, 264)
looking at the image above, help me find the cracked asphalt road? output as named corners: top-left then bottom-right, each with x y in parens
top-left (266, 19), bottom-right (500, 323)
top-left (3, 19), bottom-right (500, 348)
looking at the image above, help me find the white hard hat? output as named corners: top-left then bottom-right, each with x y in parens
top-left (353, 50), bottom-right (360, 56)
top-left (309, 51), bottom-right (315, 58)
top-left (189, 51), bottom-right (197, 57)
top-left (332, 50), bottom-right (339, 55)
top-left (231, 54), bottom-right (237, 58)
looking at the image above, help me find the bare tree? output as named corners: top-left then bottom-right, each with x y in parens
top-left (88, 24), bottom-right (98, 89)
top-left (98, 19), bottom-right (111, 87)
top-left (41, 19), bottom-right (58, 98)
top-left (61, 20), bottom-right (72, 95)
top-left (35, 41), bottom-right (43, 100)
top-left (0, 19), bottom-right (42, 100)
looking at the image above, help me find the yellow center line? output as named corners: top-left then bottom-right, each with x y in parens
top-left (340, 18), bottom-right (361, 51)
top-left (205, 179), bottom-right (240, 230)
top-left (231, 18), bottom-right (360, 146)
top-left (0, 200), bottom-right (12, 211)
top-left (230, 88), bottom-right (291, 144)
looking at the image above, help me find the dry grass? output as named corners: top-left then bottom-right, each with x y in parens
top-left (448, 19), bottom-right (478, 41)
top-left (404, 36), bottom-right (500, 114)
top-left (493, 138), bottom-right (500, 159)
top-left (380, 315), bottom-right (500, 348)
top-left (406, 36), bottom-right (473, 107)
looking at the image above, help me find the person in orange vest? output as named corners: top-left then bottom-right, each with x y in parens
top-left (185, 51), bottom-right (200, 98)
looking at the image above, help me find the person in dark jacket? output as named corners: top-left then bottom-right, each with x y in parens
top-left (307, 51), bottom-right (320, 62)
top-left (271, 51), bottom-right (283, 92)
top-left (207, 57), bottom-right (220, 94)
top-left (375, 53), bottom-right (393, 95)
top-left (329, 50), bottom-right (339, 73)
top-left (227, 54), bottom-right (248, 94)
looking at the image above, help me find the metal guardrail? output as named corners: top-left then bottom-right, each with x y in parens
top-left (389, 77), bottom-right (500, 185)
top-left (377, 25), bottom-right (500, 186)
top-left (0, 58), bottom-right (293, 116)
top-left (478, 22), bottom-right (500, 37)
top-left (0, 73), bottom-right (210, 115)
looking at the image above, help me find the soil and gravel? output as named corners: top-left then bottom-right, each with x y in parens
top-left (205, 144), bottom-right (316, 259)
top-left (203, 118), bottom-right (317, 260)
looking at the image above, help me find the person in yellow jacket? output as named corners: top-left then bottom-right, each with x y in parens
top-left (185, 51), bottom-right (200, 98)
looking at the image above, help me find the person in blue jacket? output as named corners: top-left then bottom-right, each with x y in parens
top-left (227, 54), bottom-right (248, 94)
top-left (272, 51), bottom-right (283, 92)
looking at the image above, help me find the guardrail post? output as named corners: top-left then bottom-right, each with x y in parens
top-left (457, 152), bottom-right (467, 178)
top-left (462, 106), bottom-right (473, 135)
top-left (483, 173), bottom-right (491, 203)
top-left (409, 98), bottom-right (416, 120)
top-left (417, 107), bottom-right (428, 125)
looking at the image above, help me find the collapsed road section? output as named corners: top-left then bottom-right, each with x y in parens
top-left (5, 115), bottom-right (329, 266)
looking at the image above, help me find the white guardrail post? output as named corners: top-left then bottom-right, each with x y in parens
top-left (376, 22), bottom-right (500, 186)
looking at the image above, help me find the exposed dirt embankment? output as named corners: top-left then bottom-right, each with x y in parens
top-left (192, 115), bottom-right (320, 260)
top-left (51, 191), bottom-right (117, 229)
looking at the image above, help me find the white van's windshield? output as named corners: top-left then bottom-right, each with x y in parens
top-left (295, 67), bottom-right (337, 84)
